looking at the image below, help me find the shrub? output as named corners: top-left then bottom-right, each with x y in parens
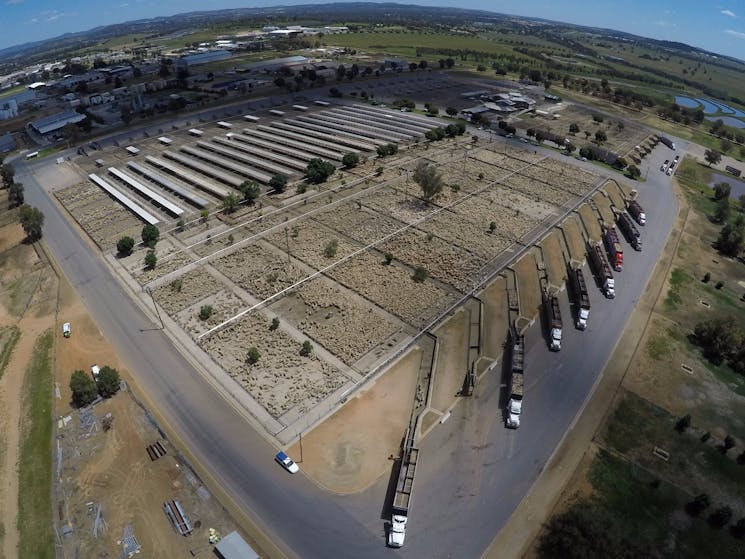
top-left (342, 152), bottom-right (359, 168)
top-left (675, 414), bottom-right (691, 433)
top-left (199, 305), bottom-right (213, 320)
top-left (270, 317), bottom-right (280, 331)
top-left (176, 218), bottom-right (185, 232)
top-left (300, 340), bottom-right (313, 357)
top-left (70, 370), bottom-right (98, 408)
top-left (96, 366), bottom-right (121, 398)
top-left (144, 250), bottom-right (157, 270)
top-left (709, 506), bottom-right (733, 528)
top-left (200, 209), bottom-right (209, 223)
top-left (116, 236), bottom-right (135, 256)
top-left (489, 221), bottom-right (497, 234)
top-left (703, 272), bottom-right (711, 283)
top-left (170, 278), bottom-right (183, 292)
top-left (141, 224), bottom-right (159, 248)
top-left (412, 267), bottom-right (428, 283)
top-left (715, 281), bottom-right (724, 289)
top-left (247, 347), bottom-right (260, 364)
top-left (383, 252), bottom-right (393, 265)
top-left (324, 239), bottom-right (339, 258)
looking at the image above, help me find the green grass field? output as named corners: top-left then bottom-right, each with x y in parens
top-left (18, 330), bottom-right (54, 559)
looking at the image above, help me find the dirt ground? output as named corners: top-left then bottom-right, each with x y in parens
top-left (540, 230), bottom-right (568, 287)
top-left (514, 253), bottom-right (541, 319)
top-left (578, 203), bottom-right (602, 240)
top-left (290, 347), bottom-right (421, 493)
top-left (603, 180), bottom-right (627, 209)
top-left (561, 216), bottom-right (587, 262)
top-left (430, 309), bottom-right (470, 412)
top-left (592, 191), bottom-right (616, 225)
top-left (480, 276), bottom-right (509, 361)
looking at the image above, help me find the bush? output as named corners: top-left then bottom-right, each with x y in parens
top-left (685, 493), bottom-right (710, 517)
top-left (269, 174), bottom-right (288, 193)
top-left (70, 370), bottom-right (98, 407)
top-left (324, 239), bottom-right (338, 258)
top-left (709, 506), bottom-right (733, 528)
top-left (144, 250), bottom-right (157, 270)
top-left (703, 272), bottom-right (711, 283)
top-left (141, 224), bottom-right (159, 248)
top-left (715, 281), bottom-right (724, 289)
top-left (116, 236), bottom-right (135, 256)
top-left (170, 278), bottom-right (182, 292)
top-left (701, 431), bottom-right (711, 442)
top-left (300, 340), bottom-right (313, 357)
top-left (200, 209), bottom-right (209, 223)
top-left (383, 252), bottom-right (393, 265)
top-left (412, 267), bottom-right (428, 283)
top-left (270, 317), bottom-right (280, 331)
top-left (714, 182), bottom-right (732, 200)
top-left (199, 305), bottom-right (213, 320)
top-left (675, 414), bottom-right (691, 433)
top-left (96, 366), bottom-right (121, 398)
top-left (238, 180), bottom-right (262, 204)
top-left (247, 347), bottom-right (260, 364)
top-left (376, 143), bottom-right (398, 158)
top-left (176, 218), bottom-right (185, 232)
top-left (489, 221), bottom-right (497, 234)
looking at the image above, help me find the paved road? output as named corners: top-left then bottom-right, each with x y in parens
top-left (17, 129), bottom-right (679, 558)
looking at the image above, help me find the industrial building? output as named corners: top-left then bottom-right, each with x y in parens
top-left (175, 50), bottom-right (232, 71)
top-left (28, 110), bottom-right (86, 136)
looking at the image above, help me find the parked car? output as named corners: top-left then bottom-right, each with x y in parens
top-left (275, 451), bottom-right (299, 474)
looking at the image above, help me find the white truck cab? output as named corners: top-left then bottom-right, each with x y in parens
top-left (388, 515), bottom-right (407, 548)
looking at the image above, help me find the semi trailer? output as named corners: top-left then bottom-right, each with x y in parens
top-left (627, 199), bottom-right (646, 225)
top-left (568, 263), bottom-right (591, 330)
top-left (588, 240), bottom-right (615, 298)
top-left (505, 330), bottom-right (525, 428)
top-left (543, 289), bottom-right (563, 351)
top-left (603, 225), bottom-right (624, 271)
top-left (617, 211), bottom-right (642, 251)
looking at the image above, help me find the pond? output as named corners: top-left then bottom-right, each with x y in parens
top-left (709, 171), bottom-right (745, 199)
top-left (675, 95), bottom-right (745, 117)
top-left (675, 96), bottom-right (700, 109)
top-left (706, 115), bottom-right (745, 129)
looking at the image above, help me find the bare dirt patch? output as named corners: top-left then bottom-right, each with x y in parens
top-left (514, 253), bottom-right (541, 318)
top-left (561, 216), bottom-right (587, 262)
top-left (290, 347), bottom-right (421, 493)
top-left (578, 204), bottom-right (602, 240)
top-left (540, 230), bottom-right (568, 287)
top-left (480, 276), bottom-right (509, 361)
top-left (430, 310), bottom-right (470, 411)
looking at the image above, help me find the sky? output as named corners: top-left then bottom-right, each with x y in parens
top-left (1, 0), bottom-right (744, 60)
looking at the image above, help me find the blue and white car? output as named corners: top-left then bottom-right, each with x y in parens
top-left (275, 451), bottom-right (299, 474)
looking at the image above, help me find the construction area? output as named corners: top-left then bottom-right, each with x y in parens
top-left (46, 98), bottom-right (649, 448)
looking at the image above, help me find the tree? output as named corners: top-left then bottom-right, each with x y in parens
top-left (714, 182), bottom-right (732, 200)
top-left (446, 107), bottom-right (458, 116)
top-left (675, 414), bottom-right (691, 433)
top-left (705, 149), bottom-right (722, 167)
top-left (270, 317), bottom-right (280, 331)
top-left (714, 197), bottom-right (731, 223)
top-left (627, 164), bottom-right (641, 180)
top-left (595, 130), bottom-right (607, 144)
top-left (70, 370), bottom-right (98, 407)
top-left (238, 180), bottom-right (261, 204)
top-left (8, 182), bottom-right (23, 208)
top-left (304, 159), bottom-right (335, 184)
top-left (96, 366), bottom-right (121, 398)
top-left (716, 214), bottom-right (745, 256)
top-left (413, 161), bottom-right (443, 202)
top-left (300, 340), bottom-right (313, 357)
top-left (685, 493), bottom-right (710, 517)
top-left (709, 506), bottom-right (733, 528)
top-left (247, 347), bottom-right (261, 365)
top-left (0, 163), bottom-right (15, 187)
top-left (269, 174), bottom-right (288, 193)
top-left (141, 224), bottom-right (160, 248)
top-left (722, 138), bottom-right (733, 153)
top-left (116, 236), bottom-right (135, 256)
top-left (342, 152), bottom-right (359, 168)
top-left (694, 316), bottom-right (742, 364)
top-left (222, 193), bottom-right (239, 214)
top-left (144, 250), bottom-right (157, 269)
top-left (18, 205), bottom-right (44, 242)
top-left (723, 434), bottom-right (736, 452)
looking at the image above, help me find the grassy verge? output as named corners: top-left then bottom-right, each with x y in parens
top-left (0, 327), bottom-right (20, 380)
top-left (18, 330), bottom-right (54, 559)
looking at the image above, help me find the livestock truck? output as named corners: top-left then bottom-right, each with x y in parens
top-left (627, 199), bottom-right (646, 225)
top-left (506, 330), bottom-right (525, 429)
top-left (543, 289), bottom-right (563, 351)
top-left (660, 136), bottom-right (676, 150)
top-left (588, 240), bottom-right (615, 298)
top-left (617, 211), bottom-right (642, 251)
top-left (603, 225), bottom-right (624, 271)
top-left (388, 437), bottom-right (419, 548)
top-left (568, 263), bottom-right (591, 330)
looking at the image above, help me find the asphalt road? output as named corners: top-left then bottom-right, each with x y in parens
top-left (18, 122), bottom-right (679, 558)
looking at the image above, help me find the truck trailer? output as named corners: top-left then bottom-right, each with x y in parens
top-left (617, 211), bottom-right (642, 251)
top-left (506, 330), bottom-right (525, 429)
top-left (543, 289), bottom-right (563, 351)
top-left (568, 263), bottom-right (591, 330)
top-left (588, 240), bottom-right (615, 298)
top-left (627, 199), bottom-right (646, 225)
top-left (603, 225), bottom-right (624, 271)
top-left (660, 136), bottom-right (676, 150)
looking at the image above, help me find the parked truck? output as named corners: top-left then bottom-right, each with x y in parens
top-left (588, 240), bottom-right (615, 298)
top-left (506, 330), bottom-right (525, 429)
top-left (660, 136), bottom-right (676, 150)
top-left (568, 263), bottom-right (591, 330)
top-left (617, 211), bottom-right (642, 251)
top-left (603, 225), bottom-right (624, 271)
top-left (388, 436), bottom-right (419, 548)
top-left (627, 199), bottom-right (646, 226)
top-left (543, 289), bottom-right (563, 351)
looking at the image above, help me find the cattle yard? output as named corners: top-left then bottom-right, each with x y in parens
top-left (49, 99), bottom-right (635, 441)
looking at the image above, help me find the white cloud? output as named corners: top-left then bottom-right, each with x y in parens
top-left (5, 0), bottom-right (24, 5)
top-left (725, 29), bottom-right (745, 39)
top-left (654, 20), bottom-right (676, 28)
top-left (722, 9), bottom-right (737, 18)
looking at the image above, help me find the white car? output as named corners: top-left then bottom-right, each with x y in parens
top-left (275, 451), bottom-right (299, 474)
